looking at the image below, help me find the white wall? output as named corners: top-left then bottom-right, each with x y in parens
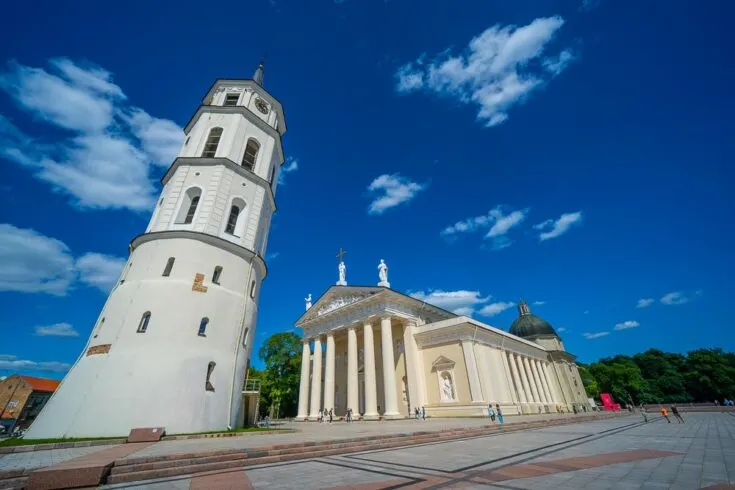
top-left (26, 238), bottom-right (261, 438)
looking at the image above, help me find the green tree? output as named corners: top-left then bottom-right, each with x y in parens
top-left (681, 349), bottom-right (735, 402)
top-left (258, 332), bottom-right (302, 418)
top-left (633, 349), bottom-right (689, 402)
top-left (589, 357), bottom-right (653, 405)
top-left (577, 363), bottom-right (600, 399)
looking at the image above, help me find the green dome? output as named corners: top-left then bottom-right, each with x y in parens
top-left (509, 300), bottom-right (559, 339)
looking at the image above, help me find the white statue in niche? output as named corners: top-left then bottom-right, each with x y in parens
top-left (440, 372), bottom-right (456, 402)
top-left (377, 259), bottom-right (390, 287)
top-left (305, 294), bottom-right (312, 311)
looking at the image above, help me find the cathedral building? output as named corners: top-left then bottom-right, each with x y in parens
top-left (296, 266), bottom-right (589, 419)
top-left (26, 63), bottom-right (285, 438)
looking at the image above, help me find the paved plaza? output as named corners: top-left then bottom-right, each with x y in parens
top-left (96, 412), bottom-right (735, 490)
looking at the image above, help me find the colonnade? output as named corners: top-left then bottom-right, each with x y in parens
top-left (504, 351), bottom-right (560, 408)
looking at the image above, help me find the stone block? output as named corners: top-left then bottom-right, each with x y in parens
top-left (127, 427), bottom-right (166, 443)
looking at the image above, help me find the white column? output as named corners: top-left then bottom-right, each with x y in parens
top-left (323, 333), bottom-right (336, 412)
top-left (461, 340), bottom-right (484, 402)
top-left (508, 353), bottom-right (527, 403)
top-left (543, 362), bottom-right (559, 402)
top-left (347, 327), bottom-right (359, 416)
top-left (536, 360), bottom-right (553, 403)
top-left (530, 359), bottom-right (548, 404)
top-left (402, 321), bottom-right (421, 413)
top-left (380, 316), bottom-right (400, 417)
top-left (522, 357), bottom-right (540, 403)
top-left (514, 354), bottom-right (533, 403)
top-left (500, 349), bottom-right (518, 404)
top-left (297, 340), bottom-right (311, 419)
top-left (309, 336), bottom-right (323, 419)
top-left (363, 322), bottom-right (379, 419)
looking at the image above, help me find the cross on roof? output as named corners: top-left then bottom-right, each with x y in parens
top-left (336, 248), bottom-right (347, 262)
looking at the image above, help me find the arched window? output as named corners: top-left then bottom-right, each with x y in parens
top-left (201, 127), bottom-right (223, 158)
top-left (212, 266), bottom-right (222, 285)
top-left (175, 187), bottom-right (202, 224)
top-left (206, 361), bottom-right (216, 392)
top-left (242, 327), bottom-right (250, 347)
top-left (198, 317), bottom-right (209, 337)
top-left (225, 205), bottom-right (240, 235)
top-left (137, 311), bottom-right (151, 333)
top-left (249, 280), bottom-right (256, 299)
top-left (162, 257), bottom-right (175, 276)
top-left (223, 198), bottom-right (247, 237)
top-left (241, 138), bottom-right (260, 171)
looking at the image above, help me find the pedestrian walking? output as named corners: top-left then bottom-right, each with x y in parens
top-left (421, 406), bottom-right (426, 420)
top-left (670, 405), bottom-right (684, 423)
top-left (414, 407), bottom-right (420, 420)
top-left (488, 404), bottom-right (496, 422)
top-left (496, 404), bottom-right (504, 424)
top-left (317, 409), bottom-right (323, 423)
top-left (660, 405), bottom-right (671, 423)
top-left (641, 406), bottom-right (648, 423)
top-left (329, 408), bottom-right (333, 424)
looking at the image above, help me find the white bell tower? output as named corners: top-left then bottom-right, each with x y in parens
top-left (26, 63), bottom-right (287, 438)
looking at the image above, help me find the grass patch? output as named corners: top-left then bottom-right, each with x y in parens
top-left (169, 427), bottom-right (276, 437)
top-left (0, 436), bottom-right (123, 447)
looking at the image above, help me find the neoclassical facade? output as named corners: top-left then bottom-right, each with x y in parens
top-left (296, 286), bottom-right (589, 419)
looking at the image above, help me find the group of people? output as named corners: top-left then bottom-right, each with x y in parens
top-left (316, 408), bottom-right (334, 423)
top-left (487, 404), bottom-right (504, 424)
top-left (413, 406), bottom-right (427, 420)
top-left (640, 404), bottom-right (685, 424)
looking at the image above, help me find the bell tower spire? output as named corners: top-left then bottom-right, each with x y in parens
top-left (253, 59), bottom-right (265, 86)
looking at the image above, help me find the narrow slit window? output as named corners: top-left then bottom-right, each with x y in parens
top-left (201, 127), bottom-right (223, 158)
top-left (206, 361), bottom-right (216, 392)
top-left (224, 93), bottom-right (239, 106)
top-left (198, 317), bottom-right (209, 337)
top-left (93, 317), bottom-right (105, 338)
top-left (249, 280), bottom-right (256, 299)
top-left (242, 327), bottom-right (250, 347)
top-left (212, 266), bottom-right (222, 285)
top-left (137, 311), bottom-right (151, 333)
top-left (162, 257), bottom-right (175, 276)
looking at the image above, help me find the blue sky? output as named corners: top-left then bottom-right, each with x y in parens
top-left (0, 0), bottom-right (732, 377)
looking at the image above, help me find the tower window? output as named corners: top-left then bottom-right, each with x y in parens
top-left (206, 361), bottom-right (216, 392)
top-left (212, 266), bottom-right (222, 284)
top-left (242, 139), bottom-right (260, 171)
top-left (225, 205), bottom-right (240, 234)
top-left (242, 327), bottom-right (250, 347)
top-left (224, 93), bottom-right (239, 106)
top-left (201, 127), bottom-right (223, 158)
top-left (269, 166), bottom-right (276, 185)
top-left (137, 311), bottom-right (151, 333)
top-left (176, 187), bottom-right (202, 225)
top-left (184, 196), bottom-right (200, 224)
top-left (162, 257), bottom-right (175, 276)
top-left (93, 317), bottom-right (105, 338)
top-left (198, 317), bottom-right (209, 337)
top-left (249, 280), bottom-right (256, 298)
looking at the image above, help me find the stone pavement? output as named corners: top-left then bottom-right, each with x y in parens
top-left (101, 412), bottom-right (735, 489)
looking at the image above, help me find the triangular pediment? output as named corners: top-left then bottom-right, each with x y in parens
top-left (296, 286), bottom-right (385, 326)
top-left (432, 355), bottom-right (456, 371)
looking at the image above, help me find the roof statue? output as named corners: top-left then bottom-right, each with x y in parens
top-left (377, 259), bottom-right (390, 288)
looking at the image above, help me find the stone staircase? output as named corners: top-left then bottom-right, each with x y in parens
top-left (0, 469), bottom-right (28, 490)
top-left (106, 412), bottom-right (628, 486)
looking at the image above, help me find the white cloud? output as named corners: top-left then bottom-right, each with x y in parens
top-left (660, 291), bottom-right (689, 305)
top-left (557, 327), bottom-right (567, 333)
top-left (367, 174), bottom-right (427, 215)
top-left (533, 211), bottom-right (583, 240)
top-left (0, 223), bottom-right (76, 295)
top-left (584, 310), bottom-right (590, 314)
top-left (75, 253), bottom-right (125, 292)
top-left (636, 298), bottom-right (654, 308)
top-left (478, 301), bottom-right (515, 317)
top-left (411, 289), bottom-right (490, 316)
top-left (533, 301), bottom-right (546, 306)
top-left (266, 252), bottom-right (280, 261)
top-left (441, 206), bottom-right (528, 250)
top-left (278, 156), bottom-right (299, 185)
top-left (614, 320), bottom-right (640, 331)
top-left (0, 58), bottom-right (182, 212)
top-left (0, 354), bottom-right (70, 373)
top-left (34, 322), bottom-right (79, 337)
top-left (395, 16), bottom-right (574, 127)
top-left (0, 223), bottom-right (125, 296)
top-left (583, 332), bottom-right (609, 339)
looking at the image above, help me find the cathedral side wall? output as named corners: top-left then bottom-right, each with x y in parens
top-left (419, 343), bottom-right (471, 406)
top-left (26, 238), bottom-right (259, 438)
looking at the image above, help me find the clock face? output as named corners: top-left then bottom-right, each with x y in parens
top-left (254, 98), bottom-right (269, 115)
